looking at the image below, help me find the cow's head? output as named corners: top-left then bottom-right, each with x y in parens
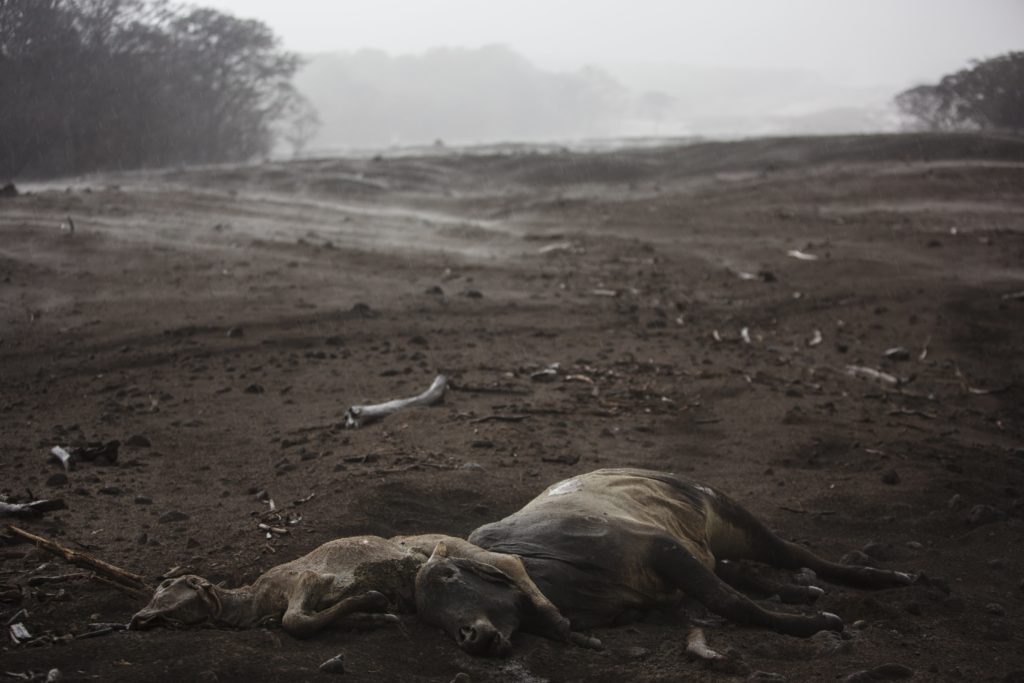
top-left (129, 575), bottom-right (221, 630)
top-left (415, 542), bottom-right (527, 656)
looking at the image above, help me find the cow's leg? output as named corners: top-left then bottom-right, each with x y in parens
top-left (651, 540), bottom-right (842, 637)
top-left (715, 559), bottom-right (824, 604)
top-left (707, 499), bottom-right (914, 588)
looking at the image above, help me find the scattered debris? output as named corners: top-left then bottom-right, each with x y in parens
top-left (0, 499), bottom-right (66, 518)
top-left (4, 525), bottom-right (148, 594)
top-left (529, 363), bottom-right (561, 382)
top-left (884, 347), bottom-right (911, 361)
top-left (807, 329), bottom-right (823, 347)
top-left (48, 441), bottom-right (119, 471)
top-left (786, 249), bottom-right (819, 261)
top-left (344, 374), bottom-right (448, 428)
top-left (845, 365), bottom-right (900, 386)
top-left (49, 446), bottom-right (74, 471)
top-left (9, 622), bottom-right (31, 643)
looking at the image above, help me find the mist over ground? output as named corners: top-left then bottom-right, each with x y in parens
top-left (293, 45), bottom-right (900, 152)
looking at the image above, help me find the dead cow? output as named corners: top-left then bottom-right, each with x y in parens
top-left (130, 534), bottom-right (594, 649)
top-left (416, 468), bottom-right (915, 654)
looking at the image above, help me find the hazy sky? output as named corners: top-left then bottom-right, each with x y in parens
top-left (201, 0), bottom-right (1022, 87)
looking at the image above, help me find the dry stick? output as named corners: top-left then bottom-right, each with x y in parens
top-left (5, 525), bottom-right (149, 593)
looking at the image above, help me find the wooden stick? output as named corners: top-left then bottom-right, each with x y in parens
top-left (5, 524), bottom-right (149, 591)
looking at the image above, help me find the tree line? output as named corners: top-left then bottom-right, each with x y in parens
top-left (0, 0), bottom-right (312, 179)
top-left (896, 51), bottom-right (1023, 133)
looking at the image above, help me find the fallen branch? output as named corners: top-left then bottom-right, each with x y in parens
top-left (344, 375), bottom-right (448, 428)
top-left (5, 525), bottom-right (148, 593)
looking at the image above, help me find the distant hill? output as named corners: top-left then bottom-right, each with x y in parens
top-left (291, 46), bottom-right (901, 152)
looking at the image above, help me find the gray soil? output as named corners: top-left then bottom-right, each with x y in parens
top-left (1, 132), bottom-right (1023, 682)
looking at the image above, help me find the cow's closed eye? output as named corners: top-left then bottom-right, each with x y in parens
top-left (438, 566), bottom-right (459, 581)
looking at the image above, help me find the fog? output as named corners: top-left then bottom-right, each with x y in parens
top-left (139, 1), bottom-right (1024, 149)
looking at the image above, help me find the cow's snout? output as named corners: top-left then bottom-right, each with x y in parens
top-left (457, 619), bottom-right (510, 656)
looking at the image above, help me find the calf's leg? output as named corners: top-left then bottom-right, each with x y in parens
top-left (282, 590), bottom-right (390, 638)
top-left (651, 540), bottom-right (842, 637)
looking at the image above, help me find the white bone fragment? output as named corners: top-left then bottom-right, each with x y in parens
top-left (344, 375), bottom-right (448, 428)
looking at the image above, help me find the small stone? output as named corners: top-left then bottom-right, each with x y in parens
top-left (853, 620), bottom-right (868, 630)
top-left (471, 440), bottom-right (494, 449)
top-left (243, 383), bottom-right (265, 394)
top-left (985, 603), bottom-right (1006, 616)
top-left (46, 473), bottom-right (68, 487)
top-left (461, 289), bottom-right (483, 299)
top-left (884, 347), bottom-right (910, 361)
top-left (844, 663), bottom-right (914, 682)
top-left (947, 494), bottom-right (965, 510)
top-left (621, 646), bottom-right (649, 660)
top-left (747, 673), bottom-right (786, 682)
top-left (159, 510), bottom-right (189, 523)
top-left (226, 327), bottom-right (244, 338)
top-left (319, 654), bottom-right (345, 675)
top-left (966, 504), bottom-right (1002, 526)
top-left (881, 469), bottom-right (900, 485)
top-left (905, 541), bottom-right (923, 550)
top-left (840, 550), bottom-right (877, 567)
top-left (408, 335), bottom-right (429, 347)
top-left (125, 434), bottom-right (151, 448)
top-left (862, 542), bottom-right (893, 560)
top-left (134, 495), bottom-right (153, 505)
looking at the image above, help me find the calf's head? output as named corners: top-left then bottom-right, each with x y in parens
top-left (130, 575), bottom-right (221, 630)
top-left (415, 542), bottom-right (526, 656)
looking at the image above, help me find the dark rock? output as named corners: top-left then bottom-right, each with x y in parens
top-left (408, 335), bottom-right (429, 347)
top-left (862, 542), bottom-right (894, 560)
top-left (351, 302), bottom-right (376, 318)
top-left (966, 504), bottom-right (1002, 526)
top-left (541, 452), bottom-right (580, 465)
top-left (425, 285), bottom-right (445, 296)
top-left (319, 654), bottom-right (345, 675)
top-left (159, 510), bottom-right (189, 523)
top-left (881, 469), bottom-right (900, 485)
top-left (124, 434), bottom-right (151, 448)
top-left (461, 289), bottom-right (483, 299)
top-left (844, 663), bottom-right (914, 682)
top-left (840, 550), bottom-right (877, 567)
top-left (243, 383), bottom-right (265, 394)
top-left (471, 440), bottom-right (495, 449)
top-left (134, 495), bottom-right (152, 505)
top-left (883, 347), bottom-right (910, 361)
top-left (747, 673), bottom-right (786, 682)
top-left (46, 473), bottom-right (68, 487)
top-left (226, 327), bottom-right (243, 338)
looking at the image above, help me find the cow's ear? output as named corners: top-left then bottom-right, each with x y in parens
top-left (454, 558), bottom-right (520, 590)
top-left (428, 541), bottom-right (449, 561)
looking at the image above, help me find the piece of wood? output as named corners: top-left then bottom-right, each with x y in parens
top-left (5, 524), bottom-right (148, 591)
